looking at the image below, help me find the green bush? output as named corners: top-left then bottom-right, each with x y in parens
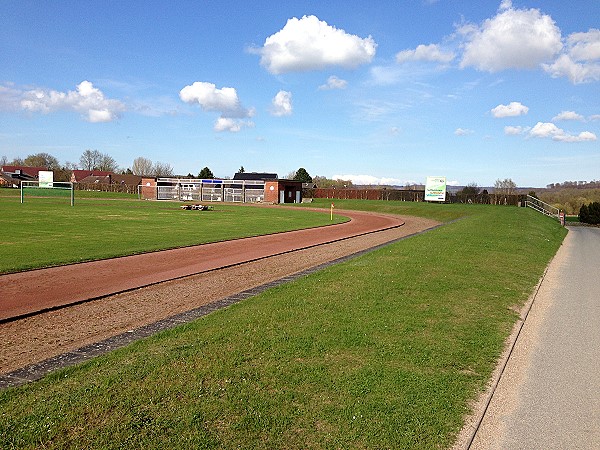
top-left (579, 201), bottom-right (600, 224)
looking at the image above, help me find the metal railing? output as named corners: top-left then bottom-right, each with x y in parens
top-left (525, 195), bottom-right (561, 220)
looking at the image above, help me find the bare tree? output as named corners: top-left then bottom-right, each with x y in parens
top-left (79, 149), bottom-right (102, 170)
top-left (97, 154), bottom-right (119, 172)
top-left (152, 161), bottom-right (174, 178)
top-left (494, 178), bottom-right (517, 195)
top-left (132, 157), bottom-right (154, 176)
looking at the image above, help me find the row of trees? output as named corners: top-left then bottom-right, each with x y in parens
top-left (547, 180), bottom-right (600, 190)
top-left (1, 151), bottom-right (176, 180)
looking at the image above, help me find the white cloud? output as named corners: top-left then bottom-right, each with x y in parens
top-left (179, 81), bottom-right (253, 118)
top-left (255, 15), bottom-right (376, 74)
top-left (7, 81), bottom-right (125, 122)
top-left (552, 110), bottom-right (585, 121)
top-left (331, 174), bottom-right (403, 185)
top-left (213, 117), bottom-right (254, 133)
top-left (589, 115), bottom-right (600, 121)
top-left (454, 128), bottom-right (474, 136)
top-left (270, 90), bottom-right (293, 116)
top-left (318, 75), bottom-right (348, 90)
top-left (179, 81), bottom-right (255, 132)
top-left (396, 44), bottom-right (455, 64)
top-left (491, 101), bottom-right (529, 118)
top-left (543, 54), bottom-right (600, 84)
top-left (504, 125), bottom-right (529, 135)
top-left (459, 4), bottom-right (562, 72)
top-left (568, 29), bottom-right (600, 61)
top-left (529, 122), bottom-right (597, 142)
top-left (542, 29), bottom-right (600, 83)
top-left (554, 131), bottom-right (597, 143)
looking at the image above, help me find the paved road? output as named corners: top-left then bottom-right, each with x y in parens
top-left (471, 226), bottom-right (600, 449)
top-left (0, 210), bottom-right (403, 321)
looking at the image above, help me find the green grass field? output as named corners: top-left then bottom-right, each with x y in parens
top-left (0, 194), bottom-right (346, 274)
top-left (0, 196), bottom-right (567, 449)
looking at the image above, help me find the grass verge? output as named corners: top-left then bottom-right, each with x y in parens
top-left (0, 203), bottom-right (566, 448)
top-left (0, 196), bottom-right (346, 274)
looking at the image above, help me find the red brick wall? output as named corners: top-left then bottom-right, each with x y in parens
top-left (141, 178), bottom-right (157, 200)
top-left (264, 181), bottom-right (279, 203)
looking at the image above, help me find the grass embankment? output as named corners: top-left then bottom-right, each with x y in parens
top-left (0, 201), bottom-right (566, 448)
top-left (0, 196), bottom-right (346, 274)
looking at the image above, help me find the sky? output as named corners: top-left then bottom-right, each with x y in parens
top-left (1, 0), bottom-right (599, 188)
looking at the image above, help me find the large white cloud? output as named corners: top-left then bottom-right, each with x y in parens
top-left (5, 81), bottom-right (125, 122)
top-left (529, 122), bottom-right (597, 142)
top-left (179, 81), bottom-right (255, 132)
top-left (491, 102), bottom-right (529, 118)
top-left (396, 44), bottom-right (455, 64)
top-left (256, 15), bottom-right (376, 74)
top-left (543, 29), bottom-right (600, 83)
top-left (459, 3), bottom-right (562, 72)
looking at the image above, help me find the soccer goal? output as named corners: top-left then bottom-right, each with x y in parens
top-left (20, 181), bottom-right (75, 206)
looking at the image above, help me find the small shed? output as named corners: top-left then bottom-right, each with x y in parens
top-left (264, 180), bottom-right (303, 204)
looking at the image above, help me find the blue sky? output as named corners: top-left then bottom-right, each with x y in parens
top-left (1, 0), bottom-right (598, 187)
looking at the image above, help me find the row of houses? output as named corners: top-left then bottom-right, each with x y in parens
top-left (0, 166), bottom-right (142, 188)
top-left (0, 166), bottom-right (304, 204)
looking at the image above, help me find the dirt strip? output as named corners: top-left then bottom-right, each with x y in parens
top-left (0, 215), bottom-right (438, 375)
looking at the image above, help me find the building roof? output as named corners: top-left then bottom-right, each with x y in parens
top-left (233, 172), bottom-right (278, 181)
top-left (71, 170), bottom-right (112, 182)
top-left (1, 165), bottom-right (48, 178)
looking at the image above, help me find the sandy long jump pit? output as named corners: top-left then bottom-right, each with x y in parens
top-left (0, 210), bottom-right (439, 385)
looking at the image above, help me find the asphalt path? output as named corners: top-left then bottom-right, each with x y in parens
top-left (470, 226), bottom-right (600, 449)
top-left (0, 209), bottom-right (403, 321)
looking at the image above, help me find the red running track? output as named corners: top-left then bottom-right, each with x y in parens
top-left (0, 210), bottom-right (403, 321)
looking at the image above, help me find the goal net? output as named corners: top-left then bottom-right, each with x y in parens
top-left (20, 181), bottom-right (75, 206)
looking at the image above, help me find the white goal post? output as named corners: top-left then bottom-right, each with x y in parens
top-left (20, 181), bottom-right (75, 206)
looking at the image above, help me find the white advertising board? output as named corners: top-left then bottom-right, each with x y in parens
top-left (425, 176), bottom-right (447, 202)
top-left (38, 171), bottom-right (54, 188)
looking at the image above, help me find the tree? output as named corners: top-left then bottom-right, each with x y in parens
top-left (238, 166), bottom-right (245, 174)
top-left (79, 149), bottom-right (102, 170)
top-left (152, 162), bottom-right (174, 178)
top-left (580, 202), bottom-right (600, 224)
top-left (132, 157), bottom-right (154, 176)
top-left (0, 155), bottom-right (8, 166)
top-left (293, 167), bottom-right (313, 183)
top-left (458, 182), bottom-right (480, 196)
top-left (494, 178), bottom-right (517, 195)
top-left (198, 167), bottom-right (214, 179)
top-left (24, 152), bottom-right (60, 169)
top-left (97, 154), bottom-right (119, 172)
top-left (312, 176), bottom-right (353, 188)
